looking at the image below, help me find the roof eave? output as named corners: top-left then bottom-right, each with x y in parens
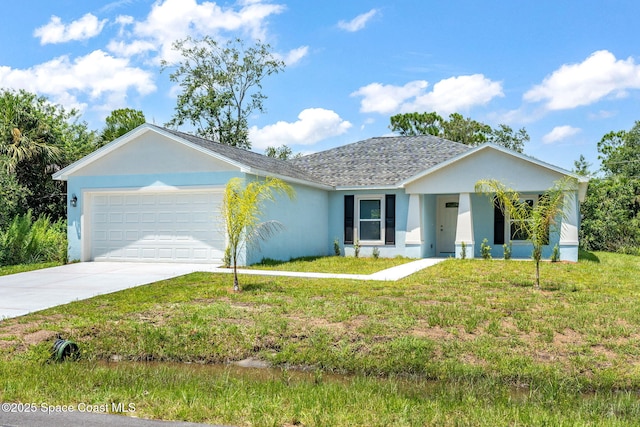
top-left (335, 184), bottom-right (401, 191)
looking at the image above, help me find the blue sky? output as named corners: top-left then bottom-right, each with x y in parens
top-left (1, 0), bottom-right (639, 173)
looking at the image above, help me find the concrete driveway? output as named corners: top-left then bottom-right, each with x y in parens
top-left (0, 262), bottom-right (221, 320)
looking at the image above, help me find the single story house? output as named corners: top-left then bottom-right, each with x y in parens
top-left (53, 124), bottom-right (589, 264)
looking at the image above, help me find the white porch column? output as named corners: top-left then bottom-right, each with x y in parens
top-left (405, 194), bottom-right (422, 244)
top-left (455, 192), bottom-right (474, 258)
top-left (559, 191), bottom-right (579, 261)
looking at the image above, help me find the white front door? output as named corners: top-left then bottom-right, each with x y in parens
top-left (436, 195), bottom-right (459, 256)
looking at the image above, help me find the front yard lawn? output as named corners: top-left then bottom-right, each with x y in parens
top-left (248, 254), bottom-right (414, 274)
top-left (1, 252), bottom-right (639, 426)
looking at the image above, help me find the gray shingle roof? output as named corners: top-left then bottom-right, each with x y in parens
top-left (289, 135), bottom-right (472, 187)
top-left (158, 126), bottom-right (471, 188)
top-left (155, 125), bottom-right (322, 185)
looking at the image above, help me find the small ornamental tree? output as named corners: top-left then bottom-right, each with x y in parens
top-left (475, 178), bottom-right (575, 288)
top-left (221, 177), bottom-right (295, 291)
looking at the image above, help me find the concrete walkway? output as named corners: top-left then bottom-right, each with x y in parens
top-left (0, 258), bottom-right (446, 320)
top-left (223, 258), bottom-right (446, 281)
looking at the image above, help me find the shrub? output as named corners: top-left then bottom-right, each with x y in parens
top-left (333, 238), bottom-right (341, 256)
top-left (353, 238), bottom-right (360, 258)
top-left (503, 243), bottom-right (512, 260)
top-left (551, 244), bottom-right (560, 262)
top-left (460, 241), bottom-right (467, 259)
top-left (372, 247), bottom-right (380, 259)
top-left (0, 211), bottom-right (67, 266)
top-left (480, 238), bottom-right (492, 260)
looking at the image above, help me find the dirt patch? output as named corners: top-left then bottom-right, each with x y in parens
top-left (553, 328), bottom-right (585, 347)
top-left (409, 325), bottom-right (455, 340)
top-left (0, 322), bottom-right (59, 352)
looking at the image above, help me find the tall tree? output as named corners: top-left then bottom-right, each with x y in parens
top-left (163, 36), bottom-right (285, 149)
top-left (389, 112), bottom-right (443, 137)
top-left (0, 89), bottom-right (97, 222)
top-left (487, 124), bottom-right (529, 153)
top-left (100, 108), bottom-right (146, 144)
top-left (597, 122), bottom-right (640, 177)
top-left (221, 177), bottom-right (295, 291)
top-left (572, 154), bottom-right (592, 176)
top-left (476, 178), bottom-right (574, 288)
top-left (441, 112), bottom-right (492, 146)
top-left (265, 145), bottom-right (301, 160)
top-left (580, 121), bottom-right (640, 253)
top-left (389, 111), bottom-right (528, 152)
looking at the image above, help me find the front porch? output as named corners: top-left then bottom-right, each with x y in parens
top-left (405, 192), bottom-right (580, 262)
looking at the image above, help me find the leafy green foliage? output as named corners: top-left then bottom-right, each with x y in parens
top-left (503, 242), bottom-right (512, 260)
top-left (163, 36), bottom-right (284, 149)
top-left (480, 238), bottom-right (492, 259)
top-left (580, 121), bottom-right (640, 253)
top-left (222, 177), bottom-right (295, 291)
top-left (580, 176), bottom-right (640, 253)
top-left (572, 154), bottom-right (592, 176)
top-left (265, 144), bottom-right (301, 159)
top-left (389, 111), bottom-right (529, 152)
top-left (0, 211), bottom-right (66, 266)
top-left (100, 108), bottom-right (145, 144)
top-left (0, 89), bottom-right (98, 223)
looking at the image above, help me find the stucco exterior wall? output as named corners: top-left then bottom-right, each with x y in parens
top-left (246, 182), bottom-right (329, 265)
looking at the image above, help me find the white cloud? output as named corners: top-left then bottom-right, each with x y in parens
top-left (404, 75), bottom-right (503, 114)
top-left (542, 125), bottom-right (581, 144)
top-left (351, 81), bottom-right (428, 114)
top-left (524, 50), bottom-right (640, 110)
top-left (116, 0), bottom-right (285, 62)
top-left (277, 46), bottom-right (309, 66)
top-left (338, 9), bottom-right (379, 32)
top-left (34, 13), bottom-right (107, 44)
top-left (249, 108), bottom-right (352, 149)
top-left (0, 50), bottom-right (156, 112)
top-left (351, 75), bottom-right (503, 115)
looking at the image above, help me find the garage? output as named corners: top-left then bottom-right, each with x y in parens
top-left (87, 189), bottom-right (225, 263)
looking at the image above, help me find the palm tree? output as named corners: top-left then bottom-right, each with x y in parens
top-left (221, 176), bottom-right (295, 291)
top-left (0, 90), bottom-right (60, 171)
top-left (475, 178), bottom-right (576, 288)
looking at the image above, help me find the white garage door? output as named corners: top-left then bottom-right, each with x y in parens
top-left (89, 190), bottom-right (225, 263)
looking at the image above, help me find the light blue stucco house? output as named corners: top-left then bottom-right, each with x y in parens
top-left (53, 124), bottom-right (589, 265)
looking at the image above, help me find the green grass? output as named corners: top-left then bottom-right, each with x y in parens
top-left (249, 255), bottom-right (414, 274)
top-left (0, 261), bottom-right (61, 276)
top-left (1, 252), bottom-right (639, 426)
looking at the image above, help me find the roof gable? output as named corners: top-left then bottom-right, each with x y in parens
top-left (403, 143), bottom-right (587, 196)
top-left (54, 124), bottom-right (326, 187)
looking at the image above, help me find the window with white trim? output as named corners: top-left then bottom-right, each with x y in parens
top-left (509, 196), bottom-right (539, 242)
top-left (357, 195), bottom-right (384, 243)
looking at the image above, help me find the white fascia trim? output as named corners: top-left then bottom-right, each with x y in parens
top-left (335, 185), bottom-right (400, 191)
top-left (398, 143), bottom-right (589, 188)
